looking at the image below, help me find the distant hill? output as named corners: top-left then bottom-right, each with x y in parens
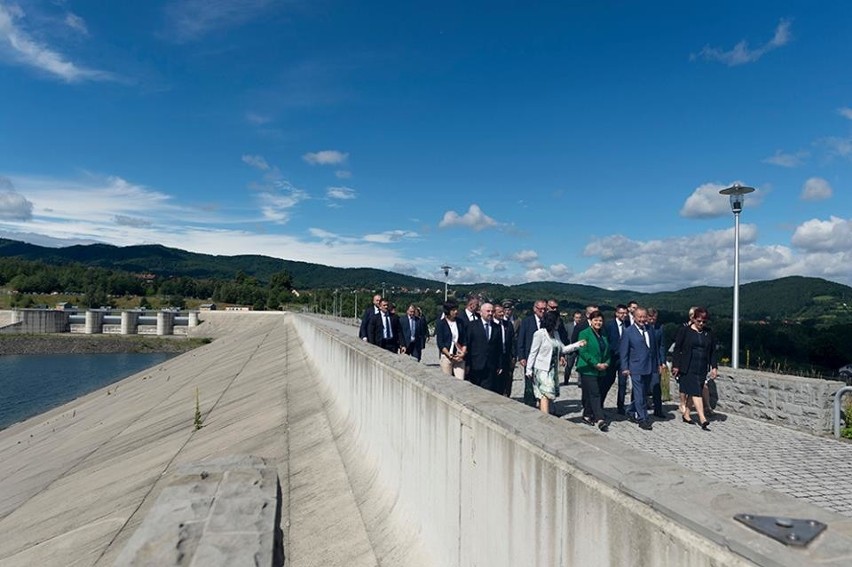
top-left (1, 238), bottom-right (850, 322)
top-left (0, 238), bottom-right (441, 291)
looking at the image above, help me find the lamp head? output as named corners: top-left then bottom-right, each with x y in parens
top-left (719, 183), bottom-right (755, 214)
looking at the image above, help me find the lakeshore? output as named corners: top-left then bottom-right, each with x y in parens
top-left (0, 334), bottom-right (210, 356)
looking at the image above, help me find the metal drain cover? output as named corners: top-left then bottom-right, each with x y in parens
top-left (734, 514), bottom-right (826, 547)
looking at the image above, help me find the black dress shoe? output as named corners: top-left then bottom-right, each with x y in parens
top-left (700, 421), bottom-right (711, 431)
top-left (597, 421), bottom-right (609, 432)
top-left (638, 420), bottom-right (653, 431)
top-left (681, 416), bottom-right (694, 425)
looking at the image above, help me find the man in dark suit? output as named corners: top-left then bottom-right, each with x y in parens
top-left (494, 303), bottom-right (516, 396)
top-left (646, 308), bottom-right (668, 418)
top-left (367, 299), bottom-right (402, 353)
top-left (465, 302), bottom-right (502, 393)
top-left (516, 299), bottom-right (546, 406)
top-left (619, 307), bottom-right (659, 430)
top-left (603, 304), bottom-right (629, 413)
top-left (563, 310), bottom-right (583, 385)
top-left (570, 304), bottom-right (598, 344)
top-left (359, 294), bottom-right (382, 341)
top-left (399, 303), bottom-right (427, 361)
top-left (502, 300), bottom-right (520, 334)
top-left (546, 299), bottom-right (570, 344)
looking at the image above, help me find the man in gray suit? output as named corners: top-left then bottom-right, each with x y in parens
top-left (619, 308), bottom-right (660, 431)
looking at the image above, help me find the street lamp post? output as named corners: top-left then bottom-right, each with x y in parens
top-left (352, 290), bottom-right (358, 321)
top-left (441, 265), bottom-right (452, 302)
top-left (719, 183), bottom-right (755, 369)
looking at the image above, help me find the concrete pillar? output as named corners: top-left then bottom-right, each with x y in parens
top-left (121, 311), bottom-right (140, 335)
top-left (84, 310), bottom-right (104, 334)
top-left (188, 311), bottom-right (200, 328)
top-left (157, 311), bottom-right (175, 336)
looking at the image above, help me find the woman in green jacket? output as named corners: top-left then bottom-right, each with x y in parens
top-left (576, 310), bottom-right (611, 431)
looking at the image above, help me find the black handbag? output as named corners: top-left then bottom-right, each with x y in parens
top-left (707, 378), bottom-right (719, 409)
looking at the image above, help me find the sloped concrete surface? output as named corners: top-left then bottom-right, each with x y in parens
top-left (0, 312), bottom-right (406, 567)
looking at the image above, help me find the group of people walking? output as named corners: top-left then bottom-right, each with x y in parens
top-left (359, 293), bottom-right (719, 432)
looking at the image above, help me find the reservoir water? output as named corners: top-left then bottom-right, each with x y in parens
top-left (0, 353), bottom-right (175, 430)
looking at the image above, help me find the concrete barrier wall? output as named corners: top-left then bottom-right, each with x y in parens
top-left (0, 309), bottom-right (68, 333)
top-left (668, 369), bottom-right (845, 435)
top-left (291, 315), bottom-right (852, 567)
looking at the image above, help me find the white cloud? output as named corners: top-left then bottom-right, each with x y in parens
top-left (0, 4), bottom-right (113, 82)
top-left (762, 149), bottom-right (807, 167)
top-left (801, 177), bottom-right (832, 201)
top-left (64, 12), bottom-right (88, 35)
top-left (335, 170), bottom-right (352, 179)
top-left (302, 150), bottom-right (348, 165)
top-left (326, 186), bottom-right (356, 200)
top-left (0, 172), bottom-right (415, 271)
top-left (162, 0), bottom-right (276, 43)
top-left (0, 188), bottom-right (34, 220)
top-left (820, 136), bottom-right (852, 159)
top-left (257, 188), bottom-right (308, 223)
top-left (577, 226), bottom-right (758, 291)
top-left (363, 230), bottom-right (417, 244)
top-left (511, 249), bottom-right (539, 264)
top-left (680, 182), bottom-right (762, 218)
top-left (791, 216), bottom-right (851, 252)
top-left (246, 112), bottom-right (272, 125)
top-left (241, 154), bottom-right (270, 171)
top-left (691, 19), bottom-right (792, 66)
top-left (523, 263), bottom-right (572, 282)
top-left (439, 204), bottom-right (499, 231)
top-left (838, 107), bottom-right (852, 120)
top-left (573, 217), bottom-right (852, 291)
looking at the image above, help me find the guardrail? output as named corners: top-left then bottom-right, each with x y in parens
top-left (833, 386), bottom-right (852, 438)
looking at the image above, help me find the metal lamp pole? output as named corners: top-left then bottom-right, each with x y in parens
top-left (441, 265), bottom-right (452, 302)
top-left (719, 183), bottom-right (755, 369)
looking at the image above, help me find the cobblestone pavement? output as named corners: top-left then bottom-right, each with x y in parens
top-left (324, 317), bottom-right (852, 518)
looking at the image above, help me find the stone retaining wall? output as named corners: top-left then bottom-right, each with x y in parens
top-left (668, 368), bottom-right (845, 435)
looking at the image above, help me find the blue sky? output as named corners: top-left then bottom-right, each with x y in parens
top-left (0, 1), bottom-right (850, 291)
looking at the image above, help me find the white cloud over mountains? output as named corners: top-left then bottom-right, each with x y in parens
top-left (0, 171), bottom-right (849, 292)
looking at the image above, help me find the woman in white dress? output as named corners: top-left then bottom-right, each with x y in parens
top-left (526, 310), bottom-right (586, 415)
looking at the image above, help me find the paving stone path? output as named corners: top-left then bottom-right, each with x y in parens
top-left (327, 316), bottom-right (852, 519)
